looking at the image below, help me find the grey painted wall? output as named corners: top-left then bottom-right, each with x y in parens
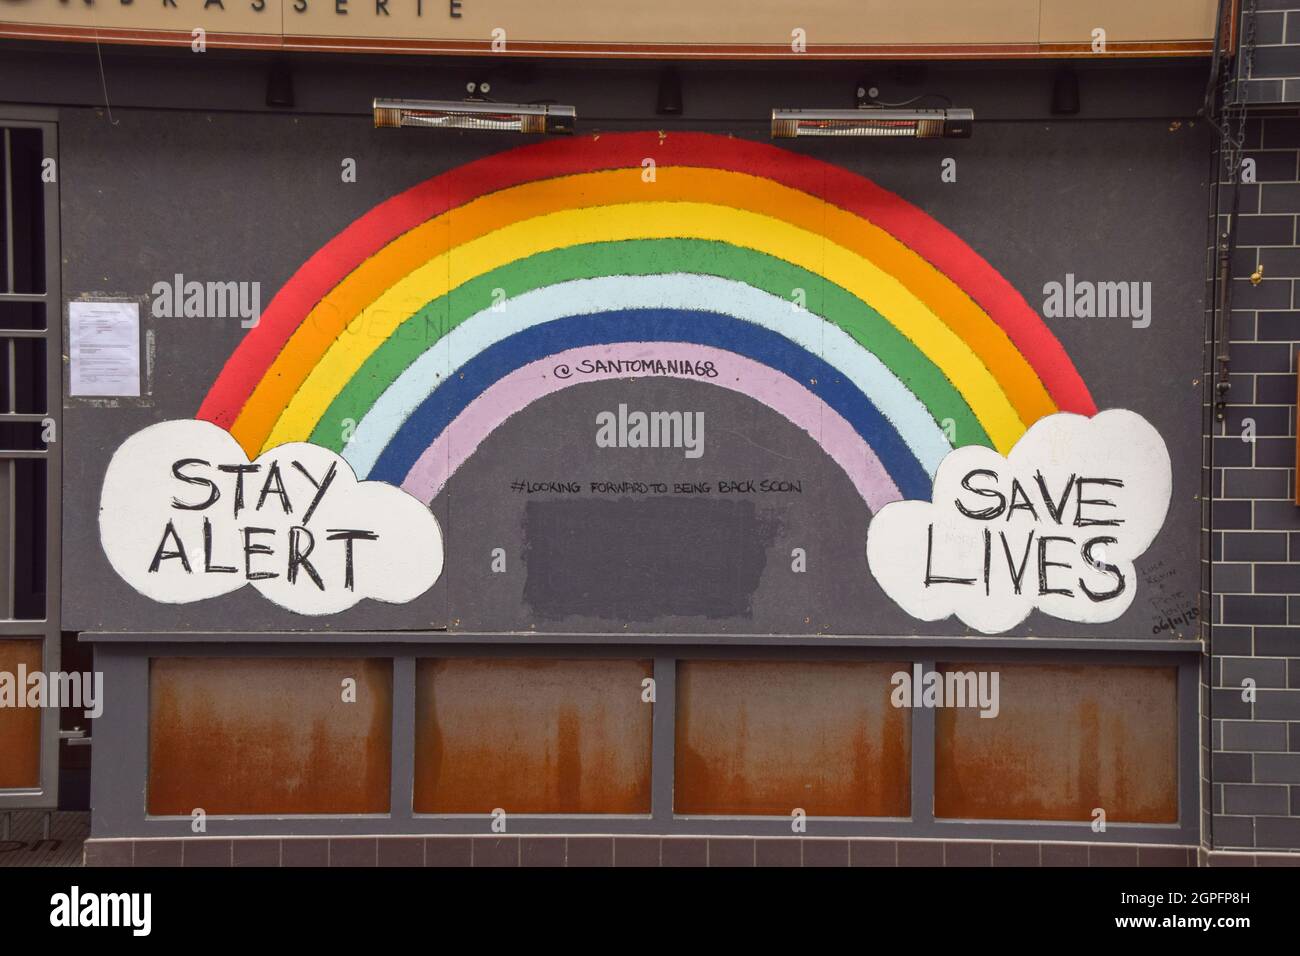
top-left (7, 50), bottom-right (1206, 642)
top-left (43, 101), bottom-right (1209, 639)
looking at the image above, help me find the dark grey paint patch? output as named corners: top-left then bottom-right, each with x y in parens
top-left (521, 497), bottom-right (780, 622)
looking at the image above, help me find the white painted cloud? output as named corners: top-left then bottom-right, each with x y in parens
top-left (99, 419), bottom-right (443, 615)
top-left (866, 410), bottom-right (1171, 634)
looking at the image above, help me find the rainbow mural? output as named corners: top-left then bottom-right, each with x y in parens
top-left (197, 132), bottom-right (1095, 511)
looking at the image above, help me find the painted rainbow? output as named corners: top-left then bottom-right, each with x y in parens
top-left (198, 132), bottom-right (1095, 511)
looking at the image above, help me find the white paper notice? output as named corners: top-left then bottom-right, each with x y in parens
top-left (69, 301), bottom-right (141, 397)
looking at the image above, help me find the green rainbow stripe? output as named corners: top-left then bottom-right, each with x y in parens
top-left (309, 239), bottom-right (989, 453)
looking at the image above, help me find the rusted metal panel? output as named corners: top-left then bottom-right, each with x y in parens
top-left (0, 639), bottom-right (42, 789)
top-left (675, 660), bottom-right (911, 817)
top-left (934, 663), bottom-right (1178, 823)
top-left (148, 658), bottom-right (392, 816)
top-left (414, 658), bottom-right (653, 814)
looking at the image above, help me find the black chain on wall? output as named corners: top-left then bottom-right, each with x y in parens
top-left (1214, 0), bottom-right (1258, 421)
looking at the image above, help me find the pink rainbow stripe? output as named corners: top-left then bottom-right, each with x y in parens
top-left (398, 343), bottom-right (904, 511)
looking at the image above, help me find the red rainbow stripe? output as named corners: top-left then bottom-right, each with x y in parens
top-left (197, 131), bottom-right (1094, 428)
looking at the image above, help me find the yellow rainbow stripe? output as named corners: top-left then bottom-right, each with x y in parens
top-left (237, 167), bottom-right (1053, 456)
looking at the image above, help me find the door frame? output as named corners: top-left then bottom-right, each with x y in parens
top-left (0, 104), bottom-right (62, 810)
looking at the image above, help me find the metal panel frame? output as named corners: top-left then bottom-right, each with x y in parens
top-left (84, 635), bottom-right (1199, 845)
top-left (0, 105), bottom-right (61, 811)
